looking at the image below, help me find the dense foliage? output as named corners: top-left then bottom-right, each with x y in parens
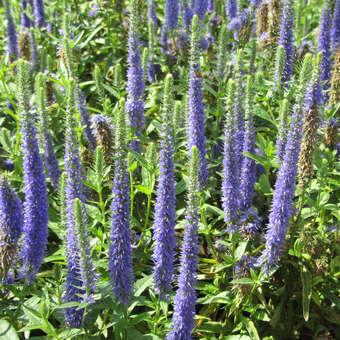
top-left (0, 0), bottom-right (339, 339)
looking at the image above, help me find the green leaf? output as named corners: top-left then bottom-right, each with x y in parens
top-left (203, 204), bottom-right (225, 219)
top-left (134, 185), bottom-right (151, 196)
top-left (234, 241), bottom-right (248, 261)
top-left (53, 302), bottom-right (80, 309)
top-left (128, 312), bottom-right (151, 326)
top-left (0, 129), bottom-right (12, 153)
top-left (197, 292), bottom-right (232, 305)
top-left (0, 319), bottom-right (19, 340)
top-left (43, 254), bottom-right (65, 263)
top-left (129, 150), bottom-right (150, 172)
top-left (139, 335), bottom-right (162, 340)
top-left (319, 192), bottom-right (330, 206)
top-left (223, 336), bottom-right (252, 340)
top-left (202, 83), bottom-right (218, 97)
top-left (231, 278), bottom-right (253, 285)
top-left (301, 265), bottom-right (312, 321)
top-left (270, 294), bottom-right (286, 327)
top-left (103, 83), bottom-right (120, 98)
top-left (241, 317), bottom-right (260, 340)
top-left (258, 174), bottom-right (272, 195)
top-left (253, 106), bottom-right (277, 127)
top-left (81, 24), bottom-right (104, 47)
top-left (134, 275), bottom-right (153, 297)
top-left (243, 152), bottom-right (267, 167)
top-left (87, 204), bottom-right (102, 222)
top-left (196, 321), bottom-right (226, 334)
top-left (175, 180), bottom-right (187, 195)
top-left (22, 305), bottom-right (44, 325)
top-left (253, 310), bottom-right (270, 322)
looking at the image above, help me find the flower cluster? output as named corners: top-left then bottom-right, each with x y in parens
top-left (4, 0), bottom-right (18, 59)
top-left (126, 0), bottom-right (145, 152)
top-left (276, 0), bottom-right (294, 86)
top-left (109, 99), bottom-right (134, 305)
top-left (318, 0), bottom-right (332, 94)
top-left (64, 79), bottom-right (92, 328)
top-left (187, 15), bottom-right (208, 188)
top-left (18, 61), bottom-right (49, 281)
top-left (153, 75), bottom-right (176, 297)
top-left (0, 176), bottom-right (23, 279)
top-left (167, 146), bottom-right (200, 340)
top-left (166, 0), bottom-right (179, 30)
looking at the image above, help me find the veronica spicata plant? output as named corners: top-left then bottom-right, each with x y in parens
top-left (18, 60), bottom-right (49, 281)
top-left (126, 0), bottom-right (145, 152)
top-left (63, 78), bottom-right (89, 328)
top-left (276, 0), bottom-right (294, 87)
top-left (166, 0), bottom-right (179, 30)
top-left (318, 0), bottom-right (332, 95)
top-left (167, 146), bottom-right (200, 340)
top-left (239, 76), bottom-right (257, 213)
top-left (32, 0), bottom-right (46, 27)
top-left (153, 74), bottom-right (176, 298)
top-left (222, 79), bottom-right (239, 230)
top-left (259, 54), bottom-right (314, 270)
top-left (109, 99), bottom-right (134, 305)
top-left (0, 176), bottom-right (23, 281)
top-left (187, 15), bottom-right (208, 188)
top-left (3, 0), bottom-right (18, 59)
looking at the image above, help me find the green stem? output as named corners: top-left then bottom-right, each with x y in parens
top-left (144, 192), bottom-right (152, 231)
top-left (200, 195), bottom-right (217, 258)
top-left (98, 186), bottom-right (106, 225)
top-left (129, 170), bottom-right (134, 221)
top-left (153, 295), bottom-right (161, 334)
top-left (123, 307), bottom-right (129, 340)
top-left (138, 190), bottom-right (152, 248)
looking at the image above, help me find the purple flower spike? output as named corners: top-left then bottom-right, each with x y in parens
top-left (250, 0), bottom-right (263, 10)
top-left (148, 0), bottom-right (158, 28)
top-left (318, 0), bottom-right (332, 94)
top-left (126, 0), bottom-right (145, 152)
top-left (233, 51), bottom-right (245, 173)
top-left (239, 77), bottom-right (257, 212)
top-left (0, 176), bottom-right (23, 245)
top-left (194, 0), bottom-right (209, 21)
top-left (222, 80), bottom-right (239, 226)
top-left (44, 134), bottom-right (61, 188)
top-left (18, 61), bottom-right (49, 281)
top-left (226, 0), bottom-right (238, 20)
top-left (187, 16), bottom-right (208, 188)
top-left (4, 0), bottom-right (18, 59)
top-left (109, 99), bottom-right (134, 305)
top-left (208, 0), bottom-right (215, 12)
top-left (32, 0), bottom-right (46, 27)
top-left (21, 0), bottom-right (33, 28)
top-left (259, 103), bottom-right (303, 270)
top-left (258, 56), bottom-right (317, 269)
top-left (63, 79), bottom-right (90, 328)
top-left (166, 0), bottom-right (179, 30)
top-left (183, 5), bottom-right (194, 27)
top-left (331, 0), bottom-right (340, 52)
top-left (0, 176), bottom-right (23, 280)
top-left (167, 146), bottom-right (200, 340)
top-left (277, 0), bottom-right (295, 85)
top-left (153, 75), bottom-right (176, 298)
